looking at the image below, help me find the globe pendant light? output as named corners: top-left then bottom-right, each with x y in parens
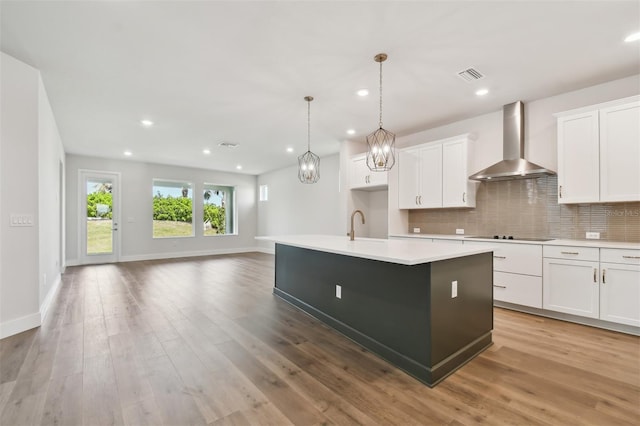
top-left (298, 96), bottom-right (320, 184)
top-left (366, 53), bottom-right (396, 172)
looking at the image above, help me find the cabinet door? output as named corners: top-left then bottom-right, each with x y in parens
top-left (368, 169), bottom-right (388, 187)
top-left (494, 271), bottom-right (542, 308)
top-left (418, 144), bottom-right (442, 208)
top-left (543, 258), bottom-right (599, 318)
top-left (350, 156), bottom-right (369, 189)
top-left (398, 149), bottom-right (422, 208)
top-left (599, 101), bottom-right (640, 202)
top-left (556, 111), bottom-right (600, 203)
top-left (600, 262), bottom-right (640, 327)
top-left (442, 138), bottom-right (474, 207)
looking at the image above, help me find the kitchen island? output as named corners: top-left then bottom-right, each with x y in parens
top-left (257, 235), bottom-right (494, 387)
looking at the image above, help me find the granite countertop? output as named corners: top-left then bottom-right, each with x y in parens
top-left (389, 234), bottom-right (640, 250)
top-left (256, 235), bottom-right (493, 265)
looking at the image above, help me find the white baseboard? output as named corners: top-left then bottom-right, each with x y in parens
top-left (40, 274), bottom-right (62, 323)
top-left (254, 246), bottom-right (275, 255)
top-left (65, 247), bottom-right (272, 266)
top-left (0, 312), bottom-right (41, 340)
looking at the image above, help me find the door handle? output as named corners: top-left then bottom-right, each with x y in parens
top-left (593, 268), bottom-right (597, 283)
top-left (493, 255), bottom-right (506, 259)
top-left (462, 192), bottom-right (466, 203)
top-left (602, 269), bottom-right (606, 284)
top-left (493, 284), bottom-right (507, 289)
top-left (418, 195), bottom-right (422, 205)
top-left (559, 185), bottom-right (563, 198)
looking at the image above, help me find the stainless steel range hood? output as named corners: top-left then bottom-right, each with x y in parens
top-left (469, 101), bottom-right (556, 181)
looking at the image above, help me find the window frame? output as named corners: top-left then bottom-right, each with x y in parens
top-left (203, 182), bottom-right (237, 237)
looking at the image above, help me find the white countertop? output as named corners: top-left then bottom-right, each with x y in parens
top-left (389, 233), bottom-right (640, 250)
top-left (256, 235), bottom-right (493, 265)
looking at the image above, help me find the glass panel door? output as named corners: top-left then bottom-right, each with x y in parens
top-left (80, 170), bottom-right (119, 264)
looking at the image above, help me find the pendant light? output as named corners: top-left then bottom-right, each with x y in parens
top-left (366, 53), bottom-right (396, 172)
top-left (298, 96), bottom-right (320, 183)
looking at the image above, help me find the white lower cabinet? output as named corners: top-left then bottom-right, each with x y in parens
top-left (494, 271), bottom-right (542, 308)
top-left (543, 257), bottom-right (600, 318)
top-left (543, 246), bottom-right (640, 326)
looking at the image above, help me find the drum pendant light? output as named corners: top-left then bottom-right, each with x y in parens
top-left (366, 53), bottom-right (396, 172)
top-left (298, 96), bottom-right (320, 183)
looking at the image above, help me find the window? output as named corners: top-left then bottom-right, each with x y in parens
top-left (152, 179), bottom-right (194, 238)
top-left (259, 184), bottom-right (269, 201)
top-left (203, 184), bottom-right (236, 236)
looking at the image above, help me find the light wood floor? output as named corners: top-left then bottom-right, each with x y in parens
top-left (1, 252), bottom-right (638, 425)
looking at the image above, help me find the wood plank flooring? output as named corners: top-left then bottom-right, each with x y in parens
top-left (0, 252), bottom-right (638, 425)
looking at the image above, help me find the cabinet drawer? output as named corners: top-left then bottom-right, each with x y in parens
top-left (600, 248), bottom-right (640, 265)
top-left (493, 244), bottom-right (542, 276)
top-left (543, 245), bottom-right (599, 262)
top-left (493, 272), bottom-right (542, 308)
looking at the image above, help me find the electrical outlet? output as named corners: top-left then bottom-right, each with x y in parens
top-left (451, 281), bottom-right (458, 298)
top-left (455, 228), bottom-right (465, 235)
top-left (413, 227), bottom-right (421, 233)
top-left (586, 232), bottom-right (600, 239)
top-left (335, 284), bottom-right (342, 299)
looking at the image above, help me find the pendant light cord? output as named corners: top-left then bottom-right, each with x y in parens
top-left (307, 100), bottom-right (311, 152)
top-left (379, 59), bottom-right (383, 128)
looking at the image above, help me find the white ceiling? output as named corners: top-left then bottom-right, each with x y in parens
top-left (1, 1), bottom-right (638, 175)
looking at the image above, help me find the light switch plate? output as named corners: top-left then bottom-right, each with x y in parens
top-left (10, 214), bottom-right (34, 227)
top-left (455, 228), bottom-right (465, 235)
top-left (413, 227), bottom-right (421, 233)
top-left (586, 232), bottom-right (600, 239)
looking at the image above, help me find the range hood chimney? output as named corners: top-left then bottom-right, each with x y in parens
top-left (469, 101), bottom-right (556, 181)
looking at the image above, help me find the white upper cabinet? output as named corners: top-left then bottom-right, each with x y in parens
top-left (555, 96), bottom-right (640, 204)
top-left (442, 137), bottom-right (476, 208)
top-left (599, 102), bottom-right (640, 202)
top-left (349, 155), bottom-right (388, 190)
top-left (398, 134), bottom-right (476, 209)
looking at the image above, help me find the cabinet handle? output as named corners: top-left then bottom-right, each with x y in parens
top-left (602, 269), bottom-right (606, 284)
top-left (415, 195), bottom-right (418, 205)
top-left (493, 284), bottom-right (507, 289)
top-left (559, 185), bottom-right (563, 198)
top-left (419, 195), bottom-right (422, 205)
top-left (593, 268), bottom-right (597, 283)
top-left (622, 255), bottom-right (640, 259)
top-left (493, 255), bottom-right (506, 259)
top-left (561, 251), bottom-right (579, 255)
top-left (462, 192), bottom-right (466, 202)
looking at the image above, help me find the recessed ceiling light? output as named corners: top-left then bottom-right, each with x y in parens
top-left (140, 119), bottom-right (154, 127)
top-left (347, 129), bottom-right (356, 135)
top-left (124, 150), bottom-right (132, 156)
top-left (286, 147), bottom-right (294, 153)
top-left (203, 148), bottom-right (211, 155)
top-left (475, 88), bottom-right (489, 96)
top-left (236, 165), bottom-right (242, 170)
top-left (624, 31), bottom-right (640, 42)
top-left (357, 89), bottom-right (369, 97)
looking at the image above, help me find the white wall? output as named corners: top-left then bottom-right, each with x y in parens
top-left (65, 155), bottom-right (258, 263)
top-left (38, 77), bottom-right (65, 312)
top-left (256, 154), bottom-right (342, 250)
top-left (0, 52), bottom-right (64, 338)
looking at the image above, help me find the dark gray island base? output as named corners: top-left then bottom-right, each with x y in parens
top-left (273, 243), bottom-right (494, 387)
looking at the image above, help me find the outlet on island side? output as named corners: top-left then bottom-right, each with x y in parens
top-left (451, 281), bottom-right (458, 298)
top-left (336, 284), bottom-right (342, 299)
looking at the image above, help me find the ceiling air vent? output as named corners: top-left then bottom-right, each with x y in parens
top-left (457, 67), bottom-right (484, 82)
top-left (218, 142), bottom-right (239, 148)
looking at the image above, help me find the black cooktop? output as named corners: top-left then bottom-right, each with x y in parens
top-left (465, 235), bottom-right (555, 242)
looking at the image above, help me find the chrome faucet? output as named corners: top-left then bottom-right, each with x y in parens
top-left (349, 209), bottom-right (366, 241)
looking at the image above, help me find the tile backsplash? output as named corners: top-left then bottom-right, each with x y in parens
top-left (408, 176), bottom-right (640, 242)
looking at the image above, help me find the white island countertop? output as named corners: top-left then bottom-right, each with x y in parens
top-left (256, 235), bottom-right (493, 266)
